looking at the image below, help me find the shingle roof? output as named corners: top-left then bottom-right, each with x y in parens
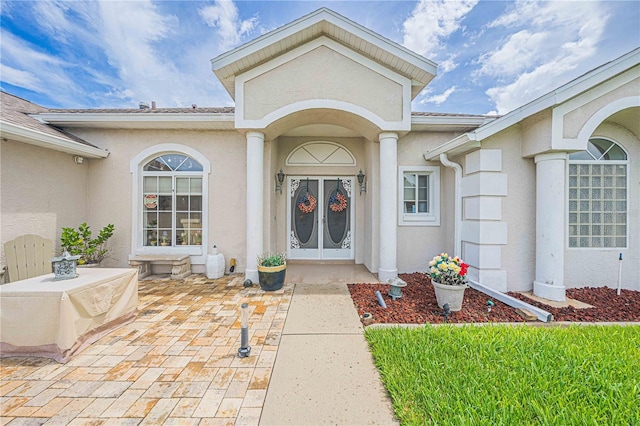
top-left (0, 91), bottom-right (99, 148)
top-left (411, 111), bottom-right (497, 118)
top-left (46, 106), bottom-right (236, 114)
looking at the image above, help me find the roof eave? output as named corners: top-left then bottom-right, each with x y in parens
top-left (426, 48), bottom-right (640, 160)
top-left (36, 112), bottom-right (236, 130)
top-left (0, 121), bottom-right (109, 158)
top-left (424, 134), bottom-right (480, 161)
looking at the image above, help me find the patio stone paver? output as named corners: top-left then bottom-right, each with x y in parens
top-left (0, 274), bottom-right (293, 425)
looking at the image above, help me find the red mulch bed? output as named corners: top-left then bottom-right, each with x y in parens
top-left (348, 273), bottom-right (640, 324)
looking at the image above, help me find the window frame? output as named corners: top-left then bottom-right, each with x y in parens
top-left (566, 137), bottom-right (628, 250)
top-left (130, 145), bottom-right (210, 263)
top-left (398, 165), bottom-right (440, 226)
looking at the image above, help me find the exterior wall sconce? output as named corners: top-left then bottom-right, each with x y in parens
top-left (275, 169), bottom-right (285, 194)
top-left (73, 156), bottom-right (84, 164)
top-left (357, 169), bottom-right (367, 194)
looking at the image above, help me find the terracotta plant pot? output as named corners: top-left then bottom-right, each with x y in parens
top-left (257, 263), bottom-right (286, 291)
top-left (432, 281), bottom-right (467, 311)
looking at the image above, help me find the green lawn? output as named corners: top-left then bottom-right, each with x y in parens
top-left (365, 325), bottom-right (640, 425)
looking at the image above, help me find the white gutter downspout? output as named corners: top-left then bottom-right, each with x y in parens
top-left (468, 279), bottom-right (553, 322)
top-left (437, 153), bottom-right (462, 257)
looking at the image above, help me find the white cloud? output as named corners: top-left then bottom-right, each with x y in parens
top-left (480, 0), bottom-right (607, 114)
top-left (32, 1), bottom-right (72, 42)
top-left (0, 29), bottom-right (82, 104)
top-left (438, 57), bottom-right (458, 74)
top-left (93, 1), bottom-right (192, 106)
top-left (402, 0), bottom-right (479, 57)
top-left (199, 0), bottom-right (259, 51)
top-left (420, 86), bottom-right (457, 105)
top-left (477, 30), bottom-right (551, 78)
top-left (32, 1), bottom-right (103, 48)
top-left (0, 64), bottom-right (42, 92)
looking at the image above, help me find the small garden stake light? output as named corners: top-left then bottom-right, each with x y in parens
top-left (487, 300), bottom-right (495, 312)
top-left (442, 303), bottom-right (450, 323)
top-left (238, 303), bottom-right (251, 358)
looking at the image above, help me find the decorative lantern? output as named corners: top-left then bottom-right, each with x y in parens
top-left (51, 251), bottom-right (81, 281)
top-left (387, 277), bottom-right (407, 301)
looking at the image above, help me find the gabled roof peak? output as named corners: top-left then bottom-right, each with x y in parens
top-left (210, 7), bottom-right (437, 100)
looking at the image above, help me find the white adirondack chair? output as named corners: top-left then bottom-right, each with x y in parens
top-left (4, 235), bottom-right (53, 282)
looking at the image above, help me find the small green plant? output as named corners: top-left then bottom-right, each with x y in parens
top-left (257, 252), bottom-right (286, 267)
top-left (61, 223), bottom-right (115, 265)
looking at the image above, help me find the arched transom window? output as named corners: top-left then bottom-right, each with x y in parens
top-left (568, 138), bottom-right (627, 248)
top-left (142, 154), bottom-right (204, 247)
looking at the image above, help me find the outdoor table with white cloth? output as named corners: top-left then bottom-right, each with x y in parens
top-left (0, 268), bottom-right (138, 363)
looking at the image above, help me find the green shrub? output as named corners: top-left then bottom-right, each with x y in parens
top-left (257, 252), bottom-right (286, 267)
top-left (61, 223), bottom-right (115, 265)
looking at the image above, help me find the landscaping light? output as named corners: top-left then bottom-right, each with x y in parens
top-left (443, 303), bottom-right (450, 323)
top-left (487, 300), bottom-right (495, 312)
top-left (238, 303), bottom-right (251, 358)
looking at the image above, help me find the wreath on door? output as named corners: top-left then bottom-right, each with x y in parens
top-left (298, 193), bottom-right (317, 213)
top-left (329, 193), bottom-right (348, 212)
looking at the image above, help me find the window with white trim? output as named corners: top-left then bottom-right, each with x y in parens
top-left (142, 154), bottom-right (204, 247)
top-left (398, 166), bottom-right (440, 226)
top-left (568, 138), bottom-right (627, 248)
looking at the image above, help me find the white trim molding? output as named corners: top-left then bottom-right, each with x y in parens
top-left (234, 36), bottom-right (412, 131)
top-left (398, 165), bottom-right (441, 227)
top-left (552, 65), bottom-right (640, 151)
top-left (0, 121), bottom-right (109, 158)
top-left (129, 144), bottom-right (211, 265)
top-left (286, 141), bottom-right (356, 166)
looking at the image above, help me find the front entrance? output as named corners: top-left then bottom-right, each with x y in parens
top-left (288, 176), bottom-right (354, 260)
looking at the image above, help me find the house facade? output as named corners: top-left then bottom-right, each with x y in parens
top-left (1, 8), bottom-right (638, 300)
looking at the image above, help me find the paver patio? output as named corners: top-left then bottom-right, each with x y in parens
top-left (0, 274), bottom-right (293, 425)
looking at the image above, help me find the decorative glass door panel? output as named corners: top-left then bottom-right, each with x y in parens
top-left (288, 177), bottom-right (353, 260)
top-left (290, 178), bottom-right (320, 258)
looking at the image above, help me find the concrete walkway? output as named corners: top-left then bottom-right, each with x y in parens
top-left (260, 266), bottom-right (398, 425)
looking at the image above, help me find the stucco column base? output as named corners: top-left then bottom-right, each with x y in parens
top-left (378, 268), bottom-right (398, 282)
top-left (245, 269), bottom-right (259, 284)
top-left (533, 281), bottom-right (566, 302)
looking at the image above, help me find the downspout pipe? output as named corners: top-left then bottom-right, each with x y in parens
top-left (468, 279), bottom-right (553, 323)
top-left (437, 153), bottom-right (462, 257)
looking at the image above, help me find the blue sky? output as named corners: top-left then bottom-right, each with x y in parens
top-left (1, 0), bottom-right (638, 115)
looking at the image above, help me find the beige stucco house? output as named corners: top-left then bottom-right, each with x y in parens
top-left (1, 8), bottom-right (639, 300)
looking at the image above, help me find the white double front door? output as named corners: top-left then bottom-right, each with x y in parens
top-left (287, 176), bottom-right (354, 260)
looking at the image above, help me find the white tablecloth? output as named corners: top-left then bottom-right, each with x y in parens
top-left (0, 268), bottom-right (138, 362)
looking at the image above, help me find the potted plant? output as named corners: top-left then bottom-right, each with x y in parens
top-left (257, 252), bottom-right (286, 291)
top-left (428, 253), bottom-right (469, 311)
top-left (60, 223), bottom-right (115, 266)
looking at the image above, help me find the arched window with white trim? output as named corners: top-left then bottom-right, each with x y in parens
top-left (131, 145), bottom-right (210, 259)
top-left (568, 138), bottom-right (628, 248)
top-left (143, 154), bottom-right (203, 247)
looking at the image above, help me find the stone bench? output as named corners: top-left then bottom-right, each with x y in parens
top-left (128, 254), bottom-right (191, 280)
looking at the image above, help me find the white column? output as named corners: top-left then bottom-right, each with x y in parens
top-left (533, 152), bottom-right (566, 301)
top-left (245, 131), bottom-right (264, 283)
top-left (378, 132), bottom-right (398, 281)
